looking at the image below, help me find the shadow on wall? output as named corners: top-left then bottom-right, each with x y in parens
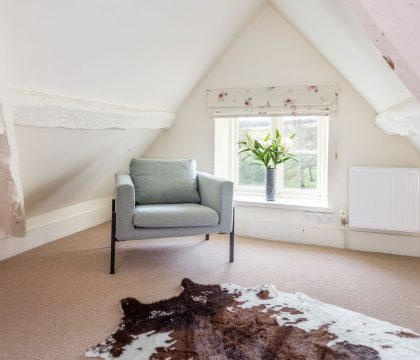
top-left (15, 126), bottom-right (162, 218)
top-left (24, 157), bottom-right (106, 216)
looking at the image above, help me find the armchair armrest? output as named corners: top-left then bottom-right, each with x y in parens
top-left (197, 172), bottom-right (233, 233)
top-left (115, 173), bottom-right (135, 239)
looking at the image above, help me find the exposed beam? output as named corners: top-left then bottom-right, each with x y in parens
top-left (343, 0), bottom-right (420, 102)
top-left (270, 0), bottom-right (412, 112)
top-left (10, 89), bottom-right (176, 130)
top-left (0, 45), bottom-right (25, 237)
top-left (376, 99), bottom-right (420, 137)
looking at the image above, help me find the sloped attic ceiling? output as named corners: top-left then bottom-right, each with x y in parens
top-left (270, 0), bottom-right (412, 113)
top-left (270, 0), bottom-right (420, 152)
top-left (344, 0), bottom-right (420, 102)
top-left (0, 0), bottom-right (266, 225)
top-left (341, 0), bottom-right (420, 151)
top-left (0, 0), bottom-right (265, 112)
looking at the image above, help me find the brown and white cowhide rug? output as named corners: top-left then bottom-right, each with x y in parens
top-left (86, 278), bottom-right (419, 360)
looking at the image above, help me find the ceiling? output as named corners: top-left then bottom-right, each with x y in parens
top-left (0, 0), bottom-right (265, 112)
top-left (270, 0), bottom-right (413, 113)
top-left (0, 0), bottom-right (417, 114)
top-left (344, 0), bottom-right (420, 101)
top-left (0, 0), bottom-right (418, 149)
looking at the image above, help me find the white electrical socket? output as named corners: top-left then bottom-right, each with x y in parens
top-left (303, 211), bottom-right (314, 222)
top-left (303, 211), bottom-right (334, 224)
top-left (322, 213), bottom-right (334, 224)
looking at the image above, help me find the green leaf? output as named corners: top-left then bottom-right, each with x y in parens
top-left (237, 128), bottom-right (297, 168)
top-left (238, 148), bottom-right (250, 155)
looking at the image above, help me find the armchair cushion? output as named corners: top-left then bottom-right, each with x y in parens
top-left (129, 159), bottom-right (200, 205)
top-left (133, 203), bottom-right (219, 228)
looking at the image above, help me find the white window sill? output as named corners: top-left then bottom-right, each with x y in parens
top-left (234, 193), bottom-right (330, 211)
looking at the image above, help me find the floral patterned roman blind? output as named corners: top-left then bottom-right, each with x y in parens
top-left (207, 85), bottom-right (339, 117)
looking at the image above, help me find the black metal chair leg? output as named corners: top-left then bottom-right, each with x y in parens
top-left (110, 199), bottom-right (116, 274)
top-left (205, 234), bottom-right (209, 240)
top-left (229, 207), bottom-right (235, 262)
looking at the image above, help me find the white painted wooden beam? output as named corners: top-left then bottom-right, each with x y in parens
top-left (375, 98), bottom-right (420, 137)
top-left (342, 0), bottom-right (420, 102)
top-left (270, 0), bottom-right (412, 112)
top-left (0, 102), bottom-right (26, 237)
top-left (0, 44), bottom-right (26, 237)
top-left (10, 89), bottom-right (176, 130)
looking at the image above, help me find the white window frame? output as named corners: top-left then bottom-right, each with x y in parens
top-left (232, 116), bottom-right (329, 202)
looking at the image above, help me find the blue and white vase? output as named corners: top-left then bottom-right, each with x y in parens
top-left (266, 168), bottom-right (276, 201)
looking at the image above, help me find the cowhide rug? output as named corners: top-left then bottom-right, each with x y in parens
top-left (86, 278), bottom-right (420, 360)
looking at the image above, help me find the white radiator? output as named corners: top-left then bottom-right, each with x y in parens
top-left (349, 167), bottom-right (420, 232)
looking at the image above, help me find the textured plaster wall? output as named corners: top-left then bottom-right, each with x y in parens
top-left (10, 89), bottom-right (175, 130)
top-left (0, 36), bottom-right (25, 237)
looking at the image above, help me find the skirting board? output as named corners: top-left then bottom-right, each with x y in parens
top-left (0, 197), bottom-right (112, 261)
top-left (236, 216), bottom-right (346, 249)
top-left (346, 230), bottom-right (420, 257)
top-left (2, 200), bottom-right (418, 261)
top-left (236, 210), bottom-right (420, 257)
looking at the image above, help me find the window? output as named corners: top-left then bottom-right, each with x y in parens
top-left (232, 116), bottom-right (328, 201)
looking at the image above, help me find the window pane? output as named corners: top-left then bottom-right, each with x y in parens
top-left (238, 154), bottom-right (266, 187)
top-left (237, 117), bottom-right (270, 187)
top-left (283, 154), bottom-right (317, 189)
top-left (283, 117), bottom-right (318, 151)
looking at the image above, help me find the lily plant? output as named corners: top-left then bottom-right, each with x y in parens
top-left (238, 129), bottom-right (296, 169)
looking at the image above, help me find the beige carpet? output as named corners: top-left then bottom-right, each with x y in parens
top-left (0, 223), bottom-right (420, 359)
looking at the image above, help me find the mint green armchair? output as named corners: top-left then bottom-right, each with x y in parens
top-left (110, 159), bottom-right (234, 274)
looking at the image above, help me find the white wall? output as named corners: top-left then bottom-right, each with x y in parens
top-left (0, 0), bottom-right (267, 260)
top-left (145, 5), bottom-right (420, 256)
top-left (15, 126), bottom-right (160, 218)
top-left (0, 126), bottom-right (162, 261)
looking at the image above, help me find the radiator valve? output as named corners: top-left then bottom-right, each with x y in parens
top-left (339, 210), bottom-right (348, 226)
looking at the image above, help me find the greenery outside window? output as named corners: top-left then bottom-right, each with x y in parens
top-left (233, 116), bottom-right (328, 200)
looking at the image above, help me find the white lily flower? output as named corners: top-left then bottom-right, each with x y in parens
top-left (281, 137), bottom-right (293, 151)
top-left (245, 133), bottom-right (254, 148)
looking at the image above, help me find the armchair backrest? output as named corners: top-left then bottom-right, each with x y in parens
top-left (129, 159), bottom-right (200, 205)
